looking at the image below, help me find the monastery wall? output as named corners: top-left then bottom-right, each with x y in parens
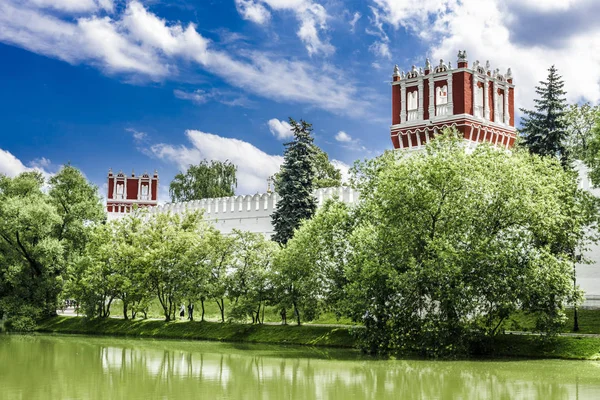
top-left (108, 186), bottom-right (360, 237)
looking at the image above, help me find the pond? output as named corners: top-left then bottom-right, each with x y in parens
top-left (1, 334), bottom-right (600, 399)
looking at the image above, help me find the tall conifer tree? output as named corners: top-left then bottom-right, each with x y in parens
top-left (520, 65), bottom-right (569, 165)
top-left (271, 118), bottom-right (317, 245)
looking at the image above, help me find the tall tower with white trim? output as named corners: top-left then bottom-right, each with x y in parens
top-left (391, 51), bottom-right (516, 150)
top-left (106, 169), bottom-right (159, 215)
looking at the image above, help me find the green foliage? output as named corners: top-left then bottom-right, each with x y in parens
top-left (564, 103), bottom-right (600, 161)
top-left (271, 118), bottom-right (318, 245)
top-left (274, 200), bottom-right (354, 325)
top-left (169, 160), bottom-right (237, 202)
top-left (274, 145), bottom-right (342, 191)
top-left (227, 230), bottom-right (278, 323)
top-left (0, 166), bottom-right (103, 330)
top-left (285, 130), bottom-right (597, 356)
top-left (520, 65), bottom-right (569, 165)
top-left (580, 115), bottom-right (600, 187)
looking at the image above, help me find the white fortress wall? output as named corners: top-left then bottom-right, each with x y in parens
top-left (112, 187), bottom-right (360, 237)
top-left (575, 161), bottom-right (600, 301)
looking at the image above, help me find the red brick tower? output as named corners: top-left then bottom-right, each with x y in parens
top-left (106, 169), bottom-right (159, 214)
top-left (391, 50), bottom-right (516, 150)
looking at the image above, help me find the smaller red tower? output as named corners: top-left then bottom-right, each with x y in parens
top-left (106, 169), bottom-right (159, 214)
top-left (390, 50), bottom-right (516, 150)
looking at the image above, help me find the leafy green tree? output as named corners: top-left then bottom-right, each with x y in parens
top-left (179, 221), bottom-right (214, 322)
top-left (228, 230), bottom-right (278, 324)
top-left (205, 230), bottom-right (236, 323)
top-left (565, 103), bottom-right (600, 160)
top-left (169, 160), bottom-right (237, 202)
top-left (141, 211), bottom-right (208, 321)
top-left (66, 223), bottom-right (120, 318)
top-left (271, 118), bottom-right (317, 245)
top-left (274, 200), bottom-right (354, 325)
top-left (0, 166), bottom-right (103, 329)
top-left (285, 131), bottom-right (596, 355)
top-left (520, 65), bottom-right (569, 165)
top-left (312, 147), bottom-right (342, 188)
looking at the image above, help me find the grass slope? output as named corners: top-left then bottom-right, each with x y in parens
top-left (491, 334), bottom-right (600, 360)
top-left (36, 316), bottom-right (600, 360)
top-left (37, 316), bottom-right (356, 348)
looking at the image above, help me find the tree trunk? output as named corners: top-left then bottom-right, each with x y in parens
top-left (123, 301), bottom-right (128, 320)
top-left (201, 298), bottom-right (205, 322)
top-left (293, 301), bottom-right (301, 326)
top-left (216, 299), bottom-right (225, 323)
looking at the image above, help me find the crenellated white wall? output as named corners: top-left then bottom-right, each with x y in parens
top-left (107, 186), bottom-right (360, 237)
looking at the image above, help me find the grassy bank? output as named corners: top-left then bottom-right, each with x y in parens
top-left (36, 316), bottom-right (600, 360)
top-left (36, 316), bottom-right (356, 348)
top-left (490, 334), bottom-right (600, 360)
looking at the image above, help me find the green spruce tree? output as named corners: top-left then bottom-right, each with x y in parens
top-left (271, 118), bottom-right (317, 245)
top-left (520, 65), bottom-right (569, 165)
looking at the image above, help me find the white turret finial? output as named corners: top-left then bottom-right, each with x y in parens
top-left (457, 50), bottom-right (468, 62)
top-left (425, 58), bottom-right (431, 70)
top-left (485, 60), bottom-right (491, 71)
top-left (393, 64), bottom-right (400, 77)
top-left (401, 71), bottom-right (405, 79)
top-left (448, 61), bottom-right (452, 69)
top-left (506, 67), bottom-right (512, 78)
top-left (419, 67), bottom-right (423, 75)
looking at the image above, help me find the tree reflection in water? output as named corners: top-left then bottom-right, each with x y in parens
top-left (1, 335), bottom-right (600, 400)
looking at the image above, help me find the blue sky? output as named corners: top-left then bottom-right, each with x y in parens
top-left (1, 0), bottom-right (599, 201)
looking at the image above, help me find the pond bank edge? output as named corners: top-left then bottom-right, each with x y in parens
top-left (35, 316), bottom-right (600, 360)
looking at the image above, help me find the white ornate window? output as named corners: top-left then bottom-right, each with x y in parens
top-left (116, 183), bottom-right (125, 200)
top-left (141, 184), bottom-right (149, 200)
top-left (497, 93), bottom-right (504, 123)
top-left (474, 85), bottom-right (484, 118)
top-left (407, 91), bottom-right (418, 121)
top-left (436, 85), bottom-right (449, 116)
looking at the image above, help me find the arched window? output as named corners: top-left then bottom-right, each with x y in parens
top-left (436, 86), bottom-right (448, 105)
top-left (474, 85), bottom-right (484, 118)
top-left (407, 91), bottom-right (418, 121)
top-left (436, 85), bottom-right (448, 116)
top-left (141, 184), bottom-right (149, 200)
top-left (497, 93), bottom-right (504, 123)
top-left (116, 183), bottom-right (125, 200)
top-left (407, 91), bottom-right (418, 110)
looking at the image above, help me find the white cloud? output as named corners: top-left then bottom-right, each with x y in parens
top-left (371, 0), bottom-right (600, 110)
top-left (369, 41), bottom-right (391, 59)
top-left (174, 88), bottom-right (255, 108)
top-left (235, 0), bottom-right (334, 56)
top-left (235, 0), bottom-right (271, 25)
top-left (331, 159), bottom-right (351, 184)
top-left (27, 0), bottom-right (114, 13)
top-left (126, 128), bottom-right (148, 142)
top-left (150, 130), bottom-right (284, 195)
top-left (0, 148), bottom-right (52, 179)
top-left (349, 12), bottom-right (361, 33)
top-left (0, 1), bottom-right (365, 116)
top-left (335, 131), bottom-right (352, 142)
top-left (174, 89), bottom-right (209, 104)
top-left (268, 119), bottom-right (293, 140)
top-left (29, 157), bottom-right (52, 169)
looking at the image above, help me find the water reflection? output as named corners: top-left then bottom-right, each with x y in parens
top-left (1, 334), bottom-right (600, 399)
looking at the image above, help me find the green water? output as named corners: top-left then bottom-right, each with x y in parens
top-left (2, 334), bottom-right (600, 399)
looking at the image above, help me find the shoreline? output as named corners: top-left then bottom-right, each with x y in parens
top-left (34, 316), bottom-right (600, 360)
